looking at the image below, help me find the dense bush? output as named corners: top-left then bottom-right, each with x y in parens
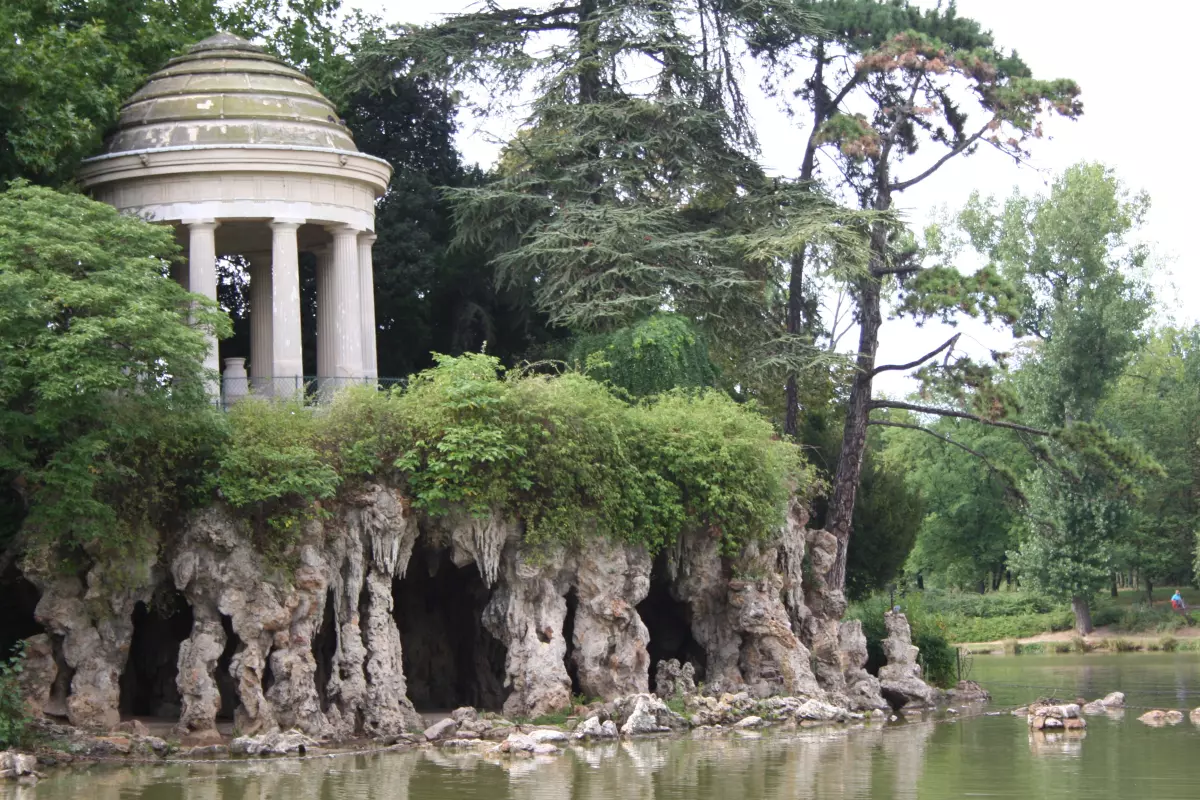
top-left (0, 644), bottom-right (29, 749)
top-left (217, 353), bottom-right (815, 555)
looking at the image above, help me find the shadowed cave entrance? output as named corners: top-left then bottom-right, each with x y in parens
top-left (0, 565), bottom-right (42, 660)
top-left (394, 542), bottom-right (507, 711)
top-left (637, 556), bottom-right (706, 684)
top-left (119, 589), bottom-right (194, 720)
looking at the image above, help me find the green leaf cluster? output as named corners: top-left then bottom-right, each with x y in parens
top-left (218, 353), bottom-right (815, 556)
top-left (0, 643), bottom-right (29, 749)
top-left (0, 183), bottom-right (228, 559)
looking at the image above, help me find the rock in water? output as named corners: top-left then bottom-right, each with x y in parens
top-left (0, 751), bottom-right (40, 782)
top-left (230, 730), bottom-right (319, 756)
top-left (1138, 709), bottom-right (1184, 726)
top-left (877, 610), bottom-right (937, 709)
top-left (423, 718), bottom-right (458, 742)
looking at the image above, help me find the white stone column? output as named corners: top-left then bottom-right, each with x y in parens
top-left (329, 225), bottom-right (364, 384)
top-left (270, 219), bottom-right (304, 395)
top-left (357, 232), bottom-right (379, 381)
top-left (314, 246), bottom-right (335, 395)
top-left (184, 220), bottom-right (220, 397)
top-left (247, 252), bottom-right (273, 392)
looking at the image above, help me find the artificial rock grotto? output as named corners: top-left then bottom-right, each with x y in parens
top-left (2, 485), bottom-right (939, 741)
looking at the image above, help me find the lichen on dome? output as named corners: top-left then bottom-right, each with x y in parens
top-left (100, 31), bottom-right (359, 155)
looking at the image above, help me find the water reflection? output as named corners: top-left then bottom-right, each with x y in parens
top-left (12, 654), bottom-right (1200, 800)
top-left (3, 724), bottom-right (945, 800)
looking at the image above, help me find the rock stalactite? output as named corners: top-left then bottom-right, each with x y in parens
top-left (14, 486), bottom-right (940, 737)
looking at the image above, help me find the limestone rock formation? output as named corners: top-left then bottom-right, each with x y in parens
top-left (654, 659), bottom-right (696, 699)
top-left (483, 535), bottom-right (573, 720)
top-left (28, 557), bottom-right (156, 730)
top-left (7, 483), bottom-right (946, 745)
top-left (878, 610), bottom-right (937, 709)
top-left (16, 633), bottom-right (56, 718)
top-left (837, 620), bottom-right (888, 711)
top-left (570, 540), bottom-right (652, 700)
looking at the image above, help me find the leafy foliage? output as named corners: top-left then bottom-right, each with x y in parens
top-left (0, 183), bottom-right (228, 558)
top-left (0, 643), bottom-right (29, 749)
top-left (221, 354), bottom-right (815, 556)
top-left (570, 314), bottom-right (719, 398)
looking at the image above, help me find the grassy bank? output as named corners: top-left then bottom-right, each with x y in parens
top-left (850, 588), bottom-right (1199, 647)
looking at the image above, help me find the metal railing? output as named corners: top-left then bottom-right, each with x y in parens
top-left (217, 375), bottom-right (407, 409)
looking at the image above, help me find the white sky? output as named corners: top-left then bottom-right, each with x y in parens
top-left (347, 0), bottom-right (1197, 397)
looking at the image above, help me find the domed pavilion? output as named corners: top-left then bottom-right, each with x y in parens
top-left (77, 32), bottom-right (392, 398)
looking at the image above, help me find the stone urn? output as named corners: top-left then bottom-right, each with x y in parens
top-left (223, 357), bottom-right (249, 405)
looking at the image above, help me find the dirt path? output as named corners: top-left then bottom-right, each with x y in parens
top-left (960, 624), bottom-right (1200, 653)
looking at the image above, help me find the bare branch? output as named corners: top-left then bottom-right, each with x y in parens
top-left (872, 333), bottom-right (960, 376)
top-left (870, 420), bottom-right (1026, 502)
top-left (889, 123), bottom-right (989, 192)
top-left (870, 400), bottom-right (1051, 436)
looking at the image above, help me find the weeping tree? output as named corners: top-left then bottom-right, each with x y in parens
top-left (353, 0), bottom-right (867, 405)
top-left (762, 1), bottom-right (1082, 589)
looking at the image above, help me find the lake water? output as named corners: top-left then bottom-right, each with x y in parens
top-left (8, 653), bottom-right (1200, 800)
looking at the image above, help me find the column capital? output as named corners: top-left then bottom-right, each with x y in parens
top-left (182, 218), bottom-right (219, 231)
top-left (326, 223), bottom-right (362, 239)
top-left (357, 231), bottom-right (378, 245)
top-left (270, 218), bottom-right (305, 231)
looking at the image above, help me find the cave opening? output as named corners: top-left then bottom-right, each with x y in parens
top-left (0, 564), bottom-right (42, 660)
top-left (563, 587), bottom-right (581, 696)
top-left (312, 589), bottom-right (337, 711)
top-left (393, 541), bottom-right (507, 711)
top-left (119, 588), bottom-right (194, 720)
top-left (215, 614), bottom-right (240, 720)
top-left (637, 556), bottom-right (706, 683)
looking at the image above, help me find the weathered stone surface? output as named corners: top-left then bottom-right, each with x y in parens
top-left (838, 620), bottom-right (888, 711)
top-left (573, 716), bottom-right (619, 740)
top-left (613, 693), bottom-right (687, 735)
top-left (878, 611), bottom-right (937, 709)
top-left (570, 539), bottom-right (652, 699)
top-left (1189, 707), bottom-right (1200, 725)
top-left (28, 556), bottom-right (156, 730)
top-left (794, 524), bottom-right (851, 701)
top-left (1081, 691), bottom-right (1125, 714)
top-left (528, 728), bottom-right (568, 744)
top-left (17, 633), bottom-right (57, 718)
top-left (423, 718), bottom-right (458, 741)
top-left (654, 659), bottom-right (696, 699)
top-left (728, 539), bottom-right (822, 698)
top-left (230, 729), bottom-right (318, 756)
top-left (1028, 702), bottom-right (1085, 731)
top-left (1138, 709), bottom-right (1184, 726)
top-left (0, 751), bottom-right (40, 781)
top-left (667, 531), bottom-right (743, 691)
top-left (174, 603), bottom-right (225, 735)
top-left (483, 533), bottom-right (573, 720)
top-left (946, 680), bottom-right (990, 704)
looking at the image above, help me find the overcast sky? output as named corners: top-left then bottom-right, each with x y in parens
top-left (347, 0), bottom-right (1195, 397)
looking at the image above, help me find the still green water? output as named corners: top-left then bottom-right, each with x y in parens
top-left (7, 653), bottom-right (1200, 800)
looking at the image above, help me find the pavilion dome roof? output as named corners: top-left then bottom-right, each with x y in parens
top-left (100, 32), bottom-right (359, 155)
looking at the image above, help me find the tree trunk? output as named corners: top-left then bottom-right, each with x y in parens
top-left (1147, 579), bottom-right (1154, 605)
top-left (783, 251), bottom-right (807, 438)
top-left (823, 231), bottom-right (885, 591)
top-left (1110, 574), bottom-right (1119, 598)
top-left (1071, 595), bottom-right (1094, 635)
